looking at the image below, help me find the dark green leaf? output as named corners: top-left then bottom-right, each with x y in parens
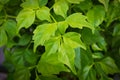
top-left (99, 57), bottom-right (119, 74)
top-left (18, 34), bottom-right (31, 46)
top-left (113, 23), bottom-right (120, 36)
top-left (0, 27), bottom-right (7, 47)
top-left (38, 0), bottom-right (48, 7)
top-left (3, 19), bottom-right (17, 38)
top-left (14, 67), bottom-right (30, 80)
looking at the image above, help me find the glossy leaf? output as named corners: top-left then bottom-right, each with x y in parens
top-left (66, 13), bottom-right (94, 31)
top-left (63, 32), bottom-right (86, 49)
top-left (99, 57), bottom-right (119, 74)
top-left (16, 9), bottom-right (35, 31)
top-left (87, 5), bottom-right (105, 27)
top-left (0, 27), bottom-right (7, 47)
top-left (53, 0), bottom-right (69, 18)
top-left (66, 0), bottom-right (84, 4)
top-left (33, 23), bottom-right (57, 52)
top-left (58, 43), bottom-right (76, 74)
top-left (21, 0), bottom-right (39, 9)
top-left (37, 53), bottom-right (69, 75)
top-left (36, 6), bottom-right (51, 22)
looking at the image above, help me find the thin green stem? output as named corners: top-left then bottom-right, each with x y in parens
top-left (50, 14), bottom-right (57, 23)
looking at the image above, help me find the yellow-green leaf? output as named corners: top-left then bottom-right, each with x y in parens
top-left (53, 0), bottom-right (69, 18)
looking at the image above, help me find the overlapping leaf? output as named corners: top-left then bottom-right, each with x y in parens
top-left (33, 23), bottom-right (57, 52)
top-left (58, 43), bottom-right (76, 74)
top-left (63, 32), bottom-right (86, 49)
top-left (99, 57), bottom-right (119, 74)
top-left (16, 9), bottom-right (35, 31)
top-left (87, 5), bottom-right (105, 27)
top-left (37, 53), bottom-right (69, 75)
top-left (66, 13), bottom-right (94, 31)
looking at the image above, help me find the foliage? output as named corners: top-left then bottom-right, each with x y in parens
top-left (0, 0), bottom-right (120, 80)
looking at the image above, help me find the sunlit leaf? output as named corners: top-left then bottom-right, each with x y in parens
top-left (21, 0), bottom-right (39, 9)
top-left (33, 23), bottom-right (57, 52)
top-left (36, 6), bottom-right (51, 22)
top-left (66, 13), bottom-right (94, 31)
top-left (53, 0), bottom-right (69, 18)
top-left (58, 43), bottom-right (76, 74)
top-left (16, 9), bottom-right (35, 31)
top-left (63, 32), bottom-right (86, 50)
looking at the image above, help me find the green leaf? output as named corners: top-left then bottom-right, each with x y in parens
top-left (66, 0), bottom-right (84, 4)
top-left (38, 0), bottom-right (48, 7)
top-left (83, 65), bottom-right (96, 80)
top-left (63, 32), bottom-right (86, 50)
top-left (36, 6), bottom-right (51, 22)
top-left (99, 57), bottom-right (119, 74)
top-left (14, 67), bottom-right (30, 80)
top-left (12, 49), bottom-right (37, 67)
top-left (0, 0), bottom-right (9, 4)
top-left (57, 21), bottom-right (68, 34)
top-left (18, 34), bottom-right (31, 46)
top-left (33, 23), bottom-right (57, 52)
top-left (53, 0), bottom-right (69, 18)
top-left (44, 36), bottom-right (60, 56)
top-left (21, 0), bottom-right (39, 9)
top-left (98, 0), bottom-right (109, 11)
top-left (75, 0), bottom-right (92, 11)
top-left (58, 43), bottom-right (76, 74)
top-left (3, 19), bottom-right (17, 39)
top-left (37, 53), bottom-right (69, 75)
top-left (87, 5), bottom-right (105, 27)
top-left (66, 13), bottom-right (94, 31)
top-left (113, 23), bottom-right (120, 36)
top-left (16, 9), bottom-right (35, 31)
top-left (0, 27), bottom-right (7, 47)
